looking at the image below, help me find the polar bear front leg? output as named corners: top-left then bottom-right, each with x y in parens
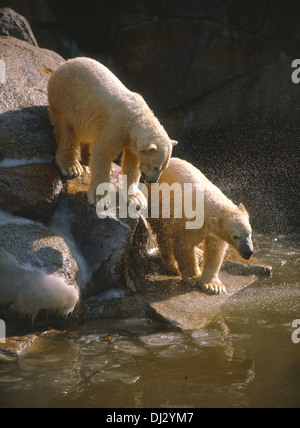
top-left (121, 149), bottom-right (147, 210)
top-left (172, 236), bottom-right (201, 280)
top-left (198, 237), bottom-right (228, 295)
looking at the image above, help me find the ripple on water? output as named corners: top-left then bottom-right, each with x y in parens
top-left (139, 332), bottom-right (200, 359)
top-left (139, 332), bottom-right (185, 347)
top-left (114, 339), bottom-right (148, 356)
top-left (191, 329), bottom-right (227, 347)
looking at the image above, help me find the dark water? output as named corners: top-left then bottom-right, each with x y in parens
top-left (0, 235), bottom-right (299, 408)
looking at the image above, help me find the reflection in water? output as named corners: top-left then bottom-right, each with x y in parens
top-left (0, 235), bottom-right (299, 408)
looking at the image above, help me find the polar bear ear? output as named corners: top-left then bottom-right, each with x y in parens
top-left (171, 140), bottom-right (178, 147)
top-left (210, 217), bottom-right (222, 230)
top-left (140, 143), bottom-right (157, 154)
top-left (238, 203), bottom-right (248, 214)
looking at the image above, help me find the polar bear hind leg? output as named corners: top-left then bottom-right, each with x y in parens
top-left (172, 235), bottom-right (201, 280)
top-left (156, 232), bottom-right (178, 275)
top-left (54, 120), bottom-right (84, 178)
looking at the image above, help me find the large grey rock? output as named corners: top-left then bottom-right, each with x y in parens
top-left (142, 273), bottom-right (257, 331)
top-left (0, 36), bottom-right (64, 160)
top-left (0, 163), bottom-right (62, 222)
top-left (1, 2), bottom-right (82, 59)
top-left (0, 223), bottom-right (77, 283)
top-left (107, 0), bottom-right (300, 235)
top-left (0, 7), bottom-right (38, 46)
top-left (111, 2), bottom-right (299, 133)
top-left (49, 164), bottom-right (140, 299)
top-left (0, 35), bottom-right (65, 224)
top-left (0, 218), bottom-right (79, 320)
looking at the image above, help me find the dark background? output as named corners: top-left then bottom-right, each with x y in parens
top-left (1, 0), bottom-right (299, 235)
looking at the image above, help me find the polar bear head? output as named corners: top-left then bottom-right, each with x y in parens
top-left (130, 112), bottom-right (178, 184)
top-left (211, 203), bottom-right (254, 260)
top-left (138, 139), bottom-right (178, 184)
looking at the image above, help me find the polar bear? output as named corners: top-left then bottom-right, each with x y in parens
top-left (147, 158), bottom-right (253, 295)
top-left (48, 57), bottom-right (177, 206)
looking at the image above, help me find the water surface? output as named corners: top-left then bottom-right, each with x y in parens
top-left (0, 235), bottom-right (299, 408)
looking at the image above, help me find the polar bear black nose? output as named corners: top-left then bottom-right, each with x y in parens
top-left (239, 236), bottom-right (253, 260)
top-left (243, 249), bottom-right (254, 260)
top-left (141, 172), bottom-right (159, 184)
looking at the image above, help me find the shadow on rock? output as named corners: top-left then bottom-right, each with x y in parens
top-left (0, 106), bottom-right (56, 160)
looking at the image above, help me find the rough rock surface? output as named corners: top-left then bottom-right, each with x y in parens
top-left (0, 36), bottom-right (64, 160)
top-left (0, 334), bottom-right (38, 362)
top-left (0, 7), bottom-right (38, 46)
top-left (142, 273), bottom-right (257, 331)
top-left (52, 164), bottom-right (140, 299)
top-left (0, 220), bottom-right (79, 321)
top-left (0, 223), bottom-right (78, 285)
top-left (0, 163), bottom-right (62, 222)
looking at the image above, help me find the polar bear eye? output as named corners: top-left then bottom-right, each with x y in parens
top-left (154, 167), bottom-right (159, 172)
top-left (233, 235), bottom-right (240, 240)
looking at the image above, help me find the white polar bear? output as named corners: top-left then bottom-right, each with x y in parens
top-left (48, 57), bottom-right (177, 207)
top-left (147, 158), bottom-right (254, 295)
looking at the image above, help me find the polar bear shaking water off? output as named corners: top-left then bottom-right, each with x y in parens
top-left (147, 158), bottom-right (254, 295)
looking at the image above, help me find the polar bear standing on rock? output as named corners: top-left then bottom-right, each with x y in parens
top-left (48, 57), bottom-right (177, 206)
top-left (147, 158), bottom-right (254, 295)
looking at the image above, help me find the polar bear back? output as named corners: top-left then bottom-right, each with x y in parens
top-left (52, 57), bottom-right (129, 98)
top-left (48, 57), bottom-right (150, 146)
top-left (160, 158), bottom-right (237, 214)
top-left (48, 57), bottom-right (146, 121)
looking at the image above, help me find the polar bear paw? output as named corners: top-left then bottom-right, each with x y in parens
top-left (200, 278), bottom-right (227, 295)
top-left (127, 189), bottom-right (148, 213)
top-left (58, 159), bottom-right (84, 178)
top-left (189, 276), bottom-right (227, 295)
